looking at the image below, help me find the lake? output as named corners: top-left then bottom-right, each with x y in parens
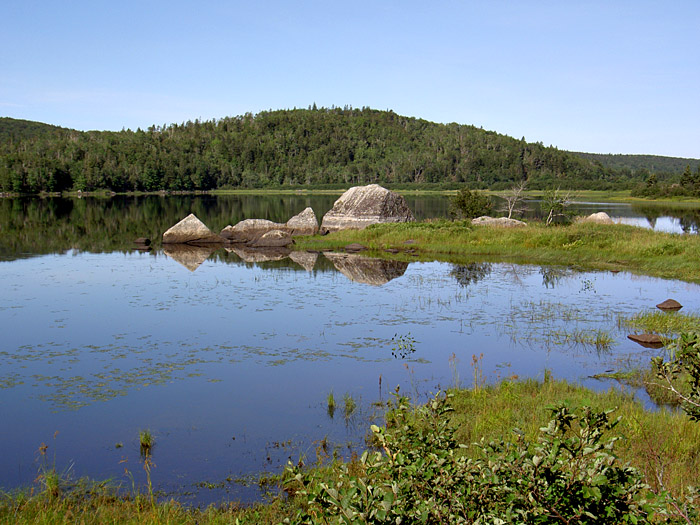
top-left (1, 194), bottom-right (699, 505)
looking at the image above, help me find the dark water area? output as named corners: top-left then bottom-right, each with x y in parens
top-left (1, 194), bottom-right (699, 505)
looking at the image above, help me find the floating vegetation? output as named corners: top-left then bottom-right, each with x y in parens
top-left (390, 333), bottom-right (416, 359)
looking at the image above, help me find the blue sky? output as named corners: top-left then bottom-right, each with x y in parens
top-left (1, 1), bottom-right (698, 158)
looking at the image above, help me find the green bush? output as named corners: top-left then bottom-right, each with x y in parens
top-left (284, 393), bottom-right (658, 523)
top-left (449, 188), bottom-right (492, 219)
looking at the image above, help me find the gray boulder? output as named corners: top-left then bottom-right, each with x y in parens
top-left (320, 184), bottom-right (414, 232)
top-left (163, 214), bottom-right (224, 244)
top-left (471, 216), bottom-right (527, 228)
top-left (221, 219), bottom-right (285, 243)
top-left (252, 229), bottom-right (294, 248)
top-left (286, 207), bottom-right (319, 235)
top-left (580, 212), bottom-right (614, 224)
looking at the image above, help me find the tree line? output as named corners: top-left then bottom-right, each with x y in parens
top-left (0, 107), bottom-right (691, 194)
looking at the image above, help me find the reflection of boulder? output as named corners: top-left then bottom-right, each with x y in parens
top-left (286, 207), bottom-right (319, 235)
top-left (289, 250), bottom-right (318, 271)
top-left (163, 214), bottom-right (224, 244)
top-left (252, 229), bottom-right (294, 248)
top-left (627, 333), bottom-right (664, 349)
top-left (164, 244), bottom-right (218, 271)
top-left (471, 216), bottom-right (527, 227)
top-left (320, 184), bottom-right (414, 232)
top-left (227, 246), bottom-right (291, 263)
top-left (324, 252), bottom-right (408, 286)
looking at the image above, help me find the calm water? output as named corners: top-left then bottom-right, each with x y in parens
top-left (1, 195), bottom-right (699, 505)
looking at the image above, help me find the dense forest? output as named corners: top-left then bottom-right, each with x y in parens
top-left (1, 107), bottom-right (697, 194)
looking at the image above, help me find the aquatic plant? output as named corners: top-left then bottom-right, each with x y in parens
top-left (326, 391), bottom-right (336, 419)
top-left (619, 310), bottom-right (700, 336)
top-left (139, 429), bottom-right (154, 456)
top-left (390, 333), bottom-right (416, 359)
top-left (343, 393), bottom-right (357, 419)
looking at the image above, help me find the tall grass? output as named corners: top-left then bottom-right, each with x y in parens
top-left (295, 220), bottom-right (700, 283)
top-left (619, 311), bottom-right (700, 335)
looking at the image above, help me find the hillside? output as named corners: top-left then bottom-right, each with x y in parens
top-left (0, 117), bottom-right (74, 142)
top-left (574, 152), bottom-right (700, 176)
top-left (0, 108), bottom-right (689, 193)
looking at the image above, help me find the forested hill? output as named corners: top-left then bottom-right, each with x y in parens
top-left (0, 108), bottom-right (688, 193)
top-left (0, 117), bottom-right (74, 142)
top-left (574, 152), bottom-right (699, 175)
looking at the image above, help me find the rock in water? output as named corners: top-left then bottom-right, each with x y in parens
top-left (163, 214), bottom-right (224, 244)
top-left (471, 216), bottom-right (527, 228)
top-left (252, 230), bottom-right (294, 248)
top-left (627, 333), bottom-right (665, 349)
top-left (320, 184), bottom-right (414, 232)
top-left (580, 212), bottom-right (614, 224)
top-left (220, 219), bottom-right (285, 243)
top-left (289, 250), bottom-right (319, 271)
top-left (656, 299), bottom-right (683, 311)
top-left (286, 207), bottom-right (319, 235)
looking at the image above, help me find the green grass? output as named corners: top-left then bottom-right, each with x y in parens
top-left (139, 429), bottom-right (154, 456)
top-left (343, 393), bottom-right (357, 419)
top-left (619, 310), bottom-right (700, 335)
top-left (295, 219), bottom-right (700, 283)
top-left (326, 391), bottom-right (336, 418)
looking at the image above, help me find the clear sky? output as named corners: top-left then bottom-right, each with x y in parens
top-left (1, 1), bottom-right (698, 158)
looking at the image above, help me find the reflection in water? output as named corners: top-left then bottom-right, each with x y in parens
top-left (164, 244), bottom-right (218, 271)
top-left (226, 245), bottom-right (291, 263)
top-left (450, 263), bottom-right (492, 289)
top-left (323, 252), bottom-right (409, 285)
top-left (289, 250), bottom-right (319, 272)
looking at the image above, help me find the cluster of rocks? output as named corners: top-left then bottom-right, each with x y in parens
top-left (160, 184), bottom-right (415, 249)
top-left (627, 298), bottom-right (683, 348)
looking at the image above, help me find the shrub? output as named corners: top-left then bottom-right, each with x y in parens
top-left (449, 188), bottom-right (492, 219)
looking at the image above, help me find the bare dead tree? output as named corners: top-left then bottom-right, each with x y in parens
top-left (499, 180), bottom-right (528, 219)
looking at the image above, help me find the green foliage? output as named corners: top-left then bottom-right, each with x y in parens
top-left (652, 332), bottom-right (700, 421)
top-left (449, 188), bottom-right (492, 219)
top-left (284, 393), bottom-right (657, 523)
top-left (0, 108), bottom-right (659, 194)
top-left (542, 187), bottom-right (573, 225)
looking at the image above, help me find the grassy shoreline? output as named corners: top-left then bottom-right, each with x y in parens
top-left (295, 220), bottom-right (700, 283)
top-left (2, 377), bottom-right (698, 523)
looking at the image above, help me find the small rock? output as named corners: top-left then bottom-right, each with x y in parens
top-left (403, 239), bottom-right (416, 245)
top-left (627, 334), bottom-right (665, 349)
top-left (252, 230), bottom-right (294, 248)
top-left (134, 237), bottom-right (151, 246)
top-left (384, 248), bottom-right (399, 254)
top-left (344, 243), bottom-right (367, 252)
top-left (656, 299), bottom-right (683, 311)
top-left (580, 212), bottom-right (614, 224)
top-left (471, 216), bottom-right (527, 228)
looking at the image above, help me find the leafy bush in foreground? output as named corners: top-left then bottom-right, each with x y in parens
top-left (284, 393), bottom-right (659, 524)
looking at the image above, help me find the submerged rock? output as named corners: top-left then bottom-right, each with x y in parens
top-left (323, 252), bottom-right (408, 286)
top-left (471, 216), bottom-right (527, 228)
top-left (286, 207), bottom-right (319, 235)
top-left (656, 299), bottom-right (683, 311)
top-left (344, 243), bottom-right (367, 252)
top-left (320, 184), bottom-right (414, 232)
top-left (627, 333), bottom-right (665, 349)
top-left (163, 214), bottom-right (224, 244)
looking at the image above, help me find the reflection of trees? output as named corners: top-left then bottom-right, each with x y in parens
top-left (450, 263), bottom-right (492, 289)
top-left (540, 266), bottom-right (572, 289)
top-left (631, 203), bottom-right (700, 233)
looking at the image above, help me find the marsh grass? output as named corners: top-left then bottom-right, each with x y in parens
top-left (295, 220), bottom-right (700, 283)
top-left (139, 429), bottom-right (154, 457)
top-left (619, 310), bottom-right (700, 335)
top-left (343, 393), bottom-right (357, 419)
top-left (447, 377), bottom-right (700, 497)
top-left (552, 328), bottom-right (615, 350)
top-left (326, 391), bottom-right (336, 418)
